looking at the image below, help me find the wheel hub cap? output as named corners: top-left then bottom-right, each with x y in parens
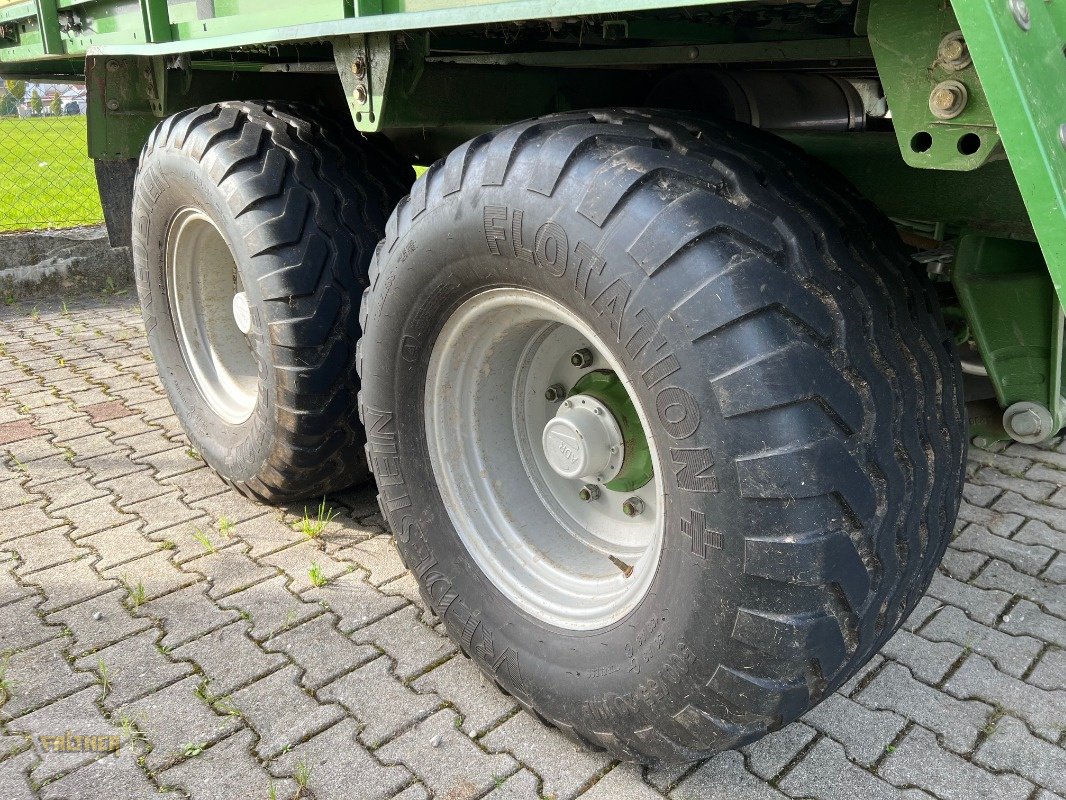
top-left (542, 394), bottom-right (623, 482)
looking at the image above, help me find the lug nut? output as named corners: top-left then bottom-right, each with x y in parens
top-left (621, 497), bottom-right (645, 517)
top-left (571, 348), bottom-right (593, 368)
top-left (544, 384), bottom-right (566, 402)
top-left (578, 484), bottom-right (600, 502)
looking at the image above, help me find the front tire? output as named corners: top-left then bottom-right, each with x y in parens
top-left (132, 101), bottom-right (413, 502)
top-left (358, 110), bottom-right (966, 762)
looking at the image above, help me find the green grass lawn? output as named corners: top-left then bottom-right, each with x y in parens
top-left (0, 115), bottom-right (103, 233)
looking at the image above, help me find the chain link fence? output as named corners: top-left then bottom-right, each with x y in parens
top-left (0, 81), bottom-right (104, 233)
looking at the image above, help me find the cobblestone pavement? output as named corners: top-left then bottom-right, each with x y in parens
top-left (0, 294), bottom-right (1063, 800)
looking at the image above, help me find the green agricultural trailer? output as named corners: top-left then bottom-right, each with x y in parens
top-left (2, 0), bottom-right (1063, 762)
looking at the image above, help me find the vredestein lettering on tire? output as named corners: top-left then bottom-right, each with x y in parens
top-left (357, 109), bottom-right (966, 763)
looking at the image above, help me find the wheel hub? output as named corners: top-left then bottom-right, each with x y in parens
top-left (542, 394), bottom-right (623, 483)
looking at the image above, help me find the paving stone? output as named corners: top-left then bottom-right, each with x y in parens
top-left (0, 750), bottom-right (35, 800)
top-left (972, 467), bottom-right (1056, 502)
top-left (75, 628), bottom-right (193, 710)
top-left (0, 478), bottom-right (43, 511)
top-left (317, 655), bottom-right (440, 747)
top-left (0, 500), bottom-right (59, 543)
top-left (39, 750), bottom-right (159, 800)
top-left (481, 710), bottom-right (610, 800)
top-left (939, 547), bottom-right (989, 581)
top-left (141, 583), bottom-right (239, 650)
top-left (262, 613), bottom-right (376, 690)
top-left (412, 654), bottom-right (518, 736)
top-left (271, 718), bottom-right (412, 800)
top-left (100, 550), bottom-right (197, 602)
top-left (157, 728), bottom-right (297, 800)
top-left (78, 453), bottom-right (147, 484)
top-left (741, 722), bottom-right (817, 780)
top-left (974, 716), bottom-right (1066, 796)
top-left (858, 662), bottom-right (991, 753)
top-left (921, 605), bottom-right (1042, 677)
top-left (148, 521), bottom-right (241, 566)
top-left (26, 556), bottom-right (115, 612)
top-left (579, 764), bottom-right (666, 799)
top-left (43, 474), bottom-right (110, 513)
top-left (339, 535), bottom-right (408, 586)
top-left (953, 524), bottom-right (1056, 576)
top-left (124, 490), bottom-right (207, 536)
top-left (837, 654), bottom-right (885, 696)
top-left (44, 587), bottom-right (153, 656)
top-left (1026, 648), bottom-right (1066, 691)
top-left (61, 495), bottom-right (139, 538)
top-left (800, 693), bottom-right (906, 766)
top-left (7, 687), bottom-right (121, 782)
top-left (0, 636), bottom-right (94, 718)
top-left (483, 768), bottom-right (541, 799)
top-left (78, 520), bottom-right (157, 570)
top-left (230, 664), bottom-right (343, 758)
top-left (993, 491), bottom-right (1066, 533)
top-left (926, 572), bottom-right (1012, 625)
top-left (879, 726), bottom-right (1032, 800)
top-left (0, 560), bottom-right (34, 607)
top-left (160, 465), bottom-right (229, 503)
top-left (304, 569), bottom-right (405, 633)
top-left (261, 541), bottom-right (352, 593)
top-left (101, 470), bottom-right (172, 506)
top-left (975, 560), bottom-right (1066, 618)
top-left (957, 495), bottom-right (1026, 537)
top-left (674, 751), bottom-right (789, 799)
top-left (1013, 519), bottom-right (1066, 552)
top-left (777, 737), bottom-right (933, 800)
top-left (879, 628), bottom-right (964, 684)
top-left (172, 621), bottom-right (287, 696)
top-left (117, 675), bottom-right (241, 771)
top-left (217, 575), bottom-right (320, 640)
top-left (184, 546), bottom-right (278, 598)
top-left (7, 527), bottom-right (85, 575)
top-left (352, 605), bottom-right (456, 680)
top-left (944, 654), bottom-right (1066, 742)
top-left (378, 710), bottom-right (518, 800)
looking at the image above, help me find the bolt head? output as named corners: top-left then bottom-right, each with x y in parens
top-left (1009, 0), bottom-right (1031, 30)
top-left (621, 496), bottom-right (645, 517)
top-left (352, 58), bottom-right (366, 79)
top-left (570, 348), bottom-right (593, 368)
top-left (578, 484), bottom-right (600, 502)
top-left (941, 39), bottom-right (964, 61)
top-left (544, 384), bottom-right (566, 402)
top-left (932, 87), bottom-right (957, 111)
top-left (1008, 409), bottom-right (1041, 437)
top-left (354, 85), bottom-right (368, 106)
top-left (105, 99), bottom-right (120, 111)
top-left (929, 80), bottom-right (968, 120)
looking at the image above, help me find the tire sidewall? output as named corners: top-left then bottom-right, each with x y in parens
top-left (362, 190), bottom-right (738, 740)
top-left (132, 148), bottom-right (277, 481)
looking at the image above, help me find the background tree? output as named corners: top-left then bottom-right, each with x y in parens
top-left (4, 79), bottom-right (25, 104)
top-left (49, 93), bottom-right (62, 116)
top-left (29, 88), bottom-right (42, 116)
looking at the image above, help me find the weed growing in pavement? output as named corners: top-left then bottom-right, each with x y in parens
top-left (0, 656), bottom-right (12, 704)
top-left (308, 562), bottom-right (329, 588)
top-left (123, 579), bottom-right (147, 610)
top-left (159, 540), bottom-right (177, 551)
top-left (191, 527), bottom-right (216, 554)
top-left (294, 498), bottom-right (337, 539)
top-left (30, 306), bottom-right (39, 321)
top-left (294, 760), bottom-right (312, 791)
top-left (218, 517), bottom-right (235, 539)
top-left (182, 742), bottom-right (205, 758)
top-left (62, 447), bottom-right (75, 463)
top-left (185, 448), bottom-right (202, 461)
top-left (96, 659), bottom-right (110, 695)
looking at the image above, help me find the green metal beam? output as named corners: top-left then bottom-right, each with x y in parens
top-left (952, 0), bottom-right (1066, 310)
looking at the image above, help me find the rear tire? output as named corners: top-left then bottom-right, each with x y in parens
top-left (132, 101), bottom-right (413, 502)
top-left (358, 109), bottom-right (966, 762)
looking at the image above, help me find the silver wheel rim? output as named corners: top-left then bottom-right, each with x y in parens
top-left (425, 289), bottom-right (665, 630)
top-left (165, 208), bottom-right (258, 425)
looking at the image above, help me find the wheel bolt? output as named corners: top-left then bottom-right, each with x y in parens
top-left (571, 348), bottom-right (593, 368)
top-left (544, 384), bottom-right (566, 402)
top-left (621, 497), bottom-right (645, 517)
top-left (578, 484), bottom-right (600, 502)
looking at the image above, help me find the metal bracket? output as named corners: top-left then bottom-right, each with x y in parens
top-left (953, 234), bottom-right (1065, 439)
top-left (868, 0), bottom-right (1003, 171)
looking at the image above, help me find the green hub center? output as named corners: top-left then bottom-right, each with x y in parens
top-left (570, 369), bottom-right (653, 492)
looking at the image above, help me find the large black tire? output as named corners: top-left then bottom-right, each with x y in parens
top-left (132, 101), bottom-right (413, 502)
top-left (357, 109), bottom-right (966, 762)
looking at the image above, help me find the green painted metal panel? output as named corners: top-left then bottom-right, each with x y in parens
top-left (952, 0), bottom-right (1066, 307)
